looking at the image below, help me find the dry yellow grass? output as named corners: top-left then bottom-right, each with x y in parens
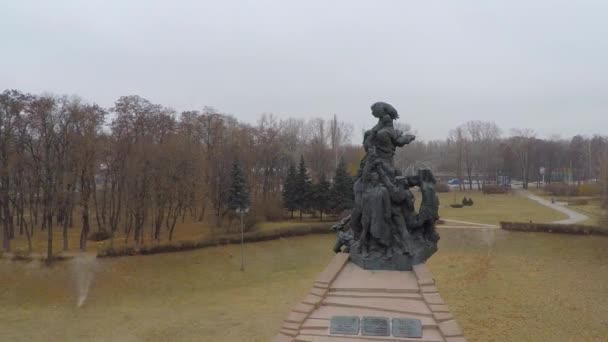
top-left (2, 230), bottom-right (607, 341)
top-left (428, 229), bottom-right (608, 342)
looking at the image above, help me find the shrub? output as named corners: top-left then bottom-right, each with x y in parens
top-left (500, 221), bottom-right (608, 236)
top-left (483, 185), bottom-right (506, 194)
top-left (435, 183), bottom-right (450, 193)
top-left (11, 248), bottom-right (32, 261)
top-left (577, 183), bottom-right (602, 196)
top-left (567, 199), bottom-right (589, 206)
top-left (88, 230), bottom-right (111, 241)
top-left (544, 183), bottom-right (577, 196)
top-left (450, 203), bottom-right (464, 208)
top-left (253, 197), bottom-right (284, 221)
top-left (98, 245), bottom-right (137, 258)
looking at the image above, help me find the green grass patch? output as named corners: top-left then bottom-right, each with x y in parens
top-left (432, 190), bottom-right (568, 225)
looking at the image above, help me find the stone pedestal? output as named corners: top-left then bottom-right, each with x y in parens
top-left (273, 253), bottom-right (466, 342)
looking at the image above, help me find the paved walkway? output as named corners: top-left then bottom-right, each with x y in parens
top-left (274, 254), bottom-right (465, 341)
top-left (516, 189), bottom-right (589, 224)
top-left (441, 219), bottom-right (498, 228)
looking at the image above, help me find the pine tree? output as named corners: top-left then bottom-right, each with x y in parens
top-left (282, 162), bottom-right (298, 218)
top-left (227, 161), bottom-right (250, 212)
top-left (331, 157), bottom-right (354, 212)
top-left (313, 173), bottom-right (331, 221)
top-left (295, 155), bottom-right (311, 220)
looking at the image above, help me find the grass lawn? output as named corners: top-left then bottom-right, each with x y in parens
top-left (429, 229), bottom-right (608, 342)
top-left (0, 235), bottom-right (336, 342)
top-left (527, 188), bottom-right (606, 226)
top-left (2, 230), bottom-right (607, 341)
top-left (431, 190), bottom-right (569, 225)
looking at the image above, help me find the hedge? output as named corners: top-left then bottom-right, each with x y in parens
top-left (98, 223), bottom-right (333, 258)
top-left (500, 221), bottom-right (608, 236)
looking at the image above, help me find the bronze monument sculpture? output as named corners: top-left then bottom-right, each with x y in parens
top-left (331, 102), bottom-right (440, 270)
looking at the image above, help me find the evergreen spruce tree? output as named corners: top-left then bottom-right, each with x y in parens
top-left (227, 161), bottom-right (250, 212)
top-left (295, 155), bottom-right (312, 220)
top-left (313, 173), bottom-right (331, 221)
top-left (282, 162), bottom-right (298, 218)
top-left (331, 157), bottom-right (354, 212)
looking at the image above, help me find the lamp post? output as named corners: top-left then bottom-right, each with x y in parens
top-left (236, 206), bottom-right (249, 271)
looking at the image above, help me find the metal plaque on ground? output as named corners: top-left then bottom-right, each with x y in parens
top-left (361, 316), bottom-right (390, 336)
top-left (329, 316), bottom-right (360, 335)
top-left (392, 318), bottom-right (423, 338)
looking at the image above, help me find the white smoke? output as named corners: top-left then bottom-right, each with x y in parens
top-left (69, 254), bottom-right (99, 308)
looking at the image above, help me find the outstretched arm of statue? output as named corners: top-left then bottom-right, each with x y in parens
top-left (330, 214), bottom-right (351, 232)
top-left (395, 133), bottom-right (416, 147)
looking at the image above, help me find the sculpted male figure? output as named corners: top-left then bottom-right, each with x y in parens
top-left (359, 172), bottom-right (392, 258)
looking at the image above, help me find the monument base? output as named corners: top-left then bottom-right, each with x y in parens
top-left (274, 253), bottom-right (466, 342)
top-left (348, 236), bottom-right (438, 271)
top-left (349, 249), bottom-right (413, 271)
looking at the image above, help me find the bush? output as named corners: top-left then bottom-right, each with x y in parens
top-left (461, 197), bottom-right (474, 206)
top-left (500, 221), bottom-right (608, 236)
top-left (450, 203), bottom-right (464, 208)
top-left (483, 185), bottom-right (506, 194)
top-left (567, 199), bottom-right (589, 206)
top-left (253, 197), bottom-right (284, 221)
top-left (435, 183), bottom-right (450, 193)
top-left (88, 230), bottom-right (111, 241)
top-left (577, 183), bottom-right (602, 196)
top-left (98, 245), bottom-right (137, 258)
top-left (11, 248), bottom-right (32, 261)
top-left (97, 222), bottom-right (334, 258)
top-left (544, 183), bottom-right (577, 196)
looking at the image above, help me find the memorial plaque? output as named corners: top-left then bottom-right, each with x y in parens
top-left (392, 318), bottom-right (423, 338)
top-left (361, 316), bottom-right (390, 336)
top-left (329, 316), bottom-right (360, 335)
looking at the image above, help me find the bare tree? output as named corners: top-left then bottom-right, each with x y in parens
top-left (509, 129), bottom-right (536, 189)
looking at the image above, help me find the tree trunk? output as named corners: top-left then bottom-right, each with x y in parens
top-left (80, 202), bottom-right (90, 251)
top-left (46, 211), bottom-right (53, 264)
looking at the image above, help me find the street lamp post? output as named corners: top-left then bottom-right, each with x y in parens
top-left (236, 206), bottom-right (249, 271)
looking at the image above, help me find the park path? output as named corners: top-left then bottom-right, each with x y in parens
top-left (516, 189), bottom-right (589, 224)
top-left (439, 218), bottom-right (499, 229)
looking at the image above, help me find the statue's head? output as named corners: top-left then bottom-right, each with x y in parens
top-left (419, 168), bottom-right (436, 184)
top-left (371, 102), bottom-right (399, 120)
top-left (370, 171), bottom-right (379, 185)
top-left (396, 176), bottom-right (408, 188)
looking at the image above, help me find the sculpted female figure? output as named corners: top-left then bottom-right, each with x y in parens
top-left (332, 102), bottom-right (439, 270)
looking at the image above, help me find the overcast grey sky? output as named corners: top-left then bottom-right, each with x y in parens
top-left (1, 0), bottom-right (607, 140)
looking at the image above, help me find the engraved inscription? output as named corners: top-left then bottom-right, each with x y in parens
top-left (361, 316), bottom-right (390, 336)
top-left (329, 316), bottom-right (360, 335)
top-left (392, 318), bottom-right (423, 338)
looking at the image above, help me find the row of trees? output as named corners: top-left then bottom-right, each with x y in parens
top-left (395, 121), bottom-right (608, 190)
top-left (2, 88), bottom-right (606, 258)
top-left (0, 89), bottom-right (357, 257)
top-left (282, 156), bottom-right (353, 221)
